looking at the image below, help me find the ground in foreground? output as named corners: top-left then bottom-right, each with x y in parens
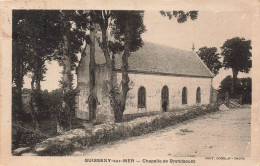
top-left (72, 107), bottom-right (251, 157)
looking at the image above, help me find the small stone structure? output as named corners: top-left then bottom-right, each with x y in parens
top-left (76, 41), bottom-right (214, 122)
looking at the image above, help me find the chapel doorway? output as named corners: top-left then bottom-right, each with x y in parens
top-left (161, 86), bottom-right (169, 112)
top-left (89, 96), bottom-right (97, 121)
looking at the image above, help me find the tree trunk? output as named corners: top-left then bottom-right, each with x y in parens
top-left (30, 76), bottom-right (40, 131)
top-left (62, 35), bottom-right (72, 92)
top-left (117, 14), bottom-right (132, 122)
top-left (101, 28), bottom-right (113, 77)
top-left (60, 33), bottom-right (72, 131)
top-left (17, 62), bottom-right (23, 114)
top-left (98, 11), bottom-right (133, 122)
top-left (114, 109), bottom-right (123, 122)
top-left (34, 56), bottom-right (43, 129)
top-left (100, 24), bottom-right (120, 119)
top-left (69, 116), bottom-right (72, 130)
top-left (56, 106), bottom-right (65, 134)
top-left (13, 40), bottom-right (24, 121)
top-left (231, 69), bottom-right (238, 97)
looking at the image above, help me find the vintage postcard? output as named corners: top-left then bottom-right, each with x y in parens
top-left (0, 0), bottom-right (260, 165)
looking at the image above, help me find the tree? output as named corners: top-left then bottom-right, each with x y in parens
top-left (13, 10), bottom-right (61, 130)
top-left (218, 75), bottom-right (233, 99)
top-left (89, 10), bottom-right (146, 122)
top-left (221, 37), bottom-right (252, 97)
top-left (238, 77), bottom-right (252, 104)
top-left (110, 11), bottom-right (146, 121)
top-left (14, 10), bottom-right (89, 132)
top-left (41, 88), bottom-right (63, 119)
top-left (197, 46), bottom-right (222, 76)
top-left (12, 10), bottom-right (32, 122)
top-left (53, 10), bottom-right (87, 132)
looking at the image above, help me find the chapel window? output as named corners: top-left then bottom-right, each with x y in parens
top-left (161, 86), bottom-right (169, 112)
top-left (182, 87), bottom-right (187, 105)
top-left (196, 87), bottom-right (201, 104)
top-left (138, 86), bottom-right (146, 108)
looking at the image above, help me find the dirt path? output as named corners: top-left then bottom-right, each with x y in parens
top-left (73, 107), bottom-right (251, 158)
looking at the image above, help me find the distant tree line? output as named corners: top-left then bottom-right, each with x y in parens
top-left (218, 76), bottom-right (251, 104)
top-left (19, 88), bottom-right (63, 121)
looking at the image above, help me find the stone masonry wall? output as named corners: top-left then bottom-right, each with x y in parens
top-left (76, 52), bottom-right (90, 119)
top-left (116, 72), bottom-right (212, 114)
top-left (76, 54), bottom-right (112, 121)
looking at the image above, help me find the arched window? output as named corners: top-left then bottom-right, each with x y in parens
top-left (182, 87), bottom-right (187, 105)
top-left (161, 86), bottom-right (169, 112)
top-left (138, 86), bottom-right (146, 108)
top-left (90, 70), bottom-right (95, 87)
top-left (196, 87), bottom-right (201, 104)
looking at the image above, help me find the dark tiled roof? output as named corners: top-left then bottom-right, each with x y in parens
top-left (93, 41), bottom-right (214, 78)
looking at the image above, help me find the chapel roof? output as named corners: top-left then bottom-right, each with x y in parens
top-left (91, 41), bottom-right (214, 78)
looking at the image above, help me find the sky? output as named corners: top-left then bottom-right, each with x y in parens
top-left (23, 10), bottom-right (252, 91)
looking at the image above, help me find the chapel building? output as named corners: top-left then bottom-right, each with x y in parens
top-left (75, 41), bottom-right (214, 122)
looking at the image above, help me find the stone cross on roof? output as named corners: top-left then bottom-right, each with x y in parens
top-left (192, 43), bottom-right (195, 52)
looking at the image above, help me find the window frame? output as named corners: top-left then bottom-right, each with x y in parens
top-left (161, 85), bottom-right (169, 112)
top-left (196, 87), bottom-right (201, 104)
top-left (138, 86), bottom-right (146, 108)
top-left (182, 87), bottom-right (187, 105)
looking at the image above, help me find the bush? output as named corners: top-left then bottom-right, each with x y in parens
top-left (218, 76), bottom-right (251, 104)
top-left (12, 124), bottom-right (46, 151)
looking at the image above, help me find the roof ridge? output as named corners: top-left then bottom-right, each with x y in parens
top-left (143, 40), bottom-right (193, 53)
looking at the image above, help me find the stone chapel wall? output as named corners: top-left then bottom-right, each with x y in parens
top-left (116, 72), bottom-right (212, 114)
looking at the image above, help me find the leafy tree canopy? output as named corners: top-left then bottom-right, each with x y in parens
top-left (88, 10), bottom-right (146, 55)
top-left (197, 46), bottom-right (222, 76)
top-left (110, 11), bottom-right (146, 53)
top-left (160, 10), bottom-right (198, 23)
top-left (52, 10), bottom-right (89, 69)
top-left (13, 10), bottom-right (63, 81)
top-left (218, 75), bottom-right (233, 94)
top-left (221, 37), bottom-right (252, 73)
